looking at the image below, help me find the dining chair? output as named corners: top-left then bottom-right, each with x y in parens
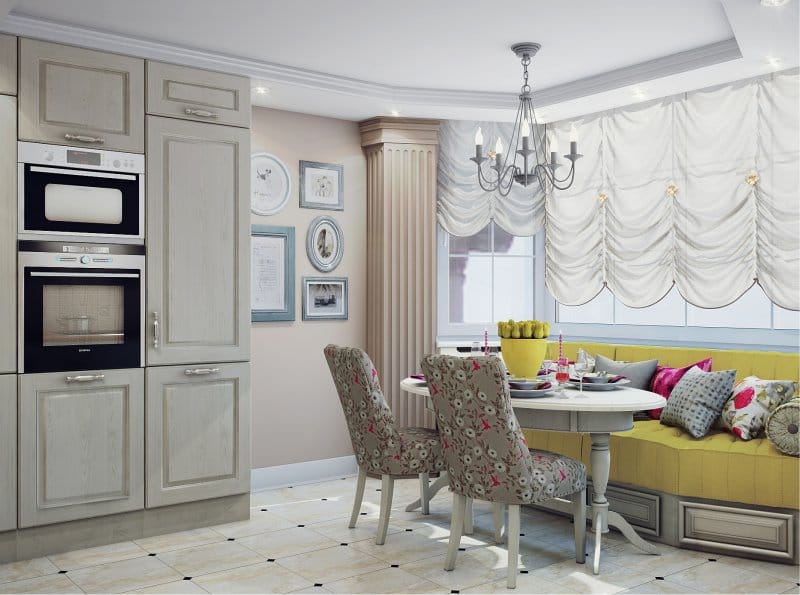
top-left (420, 354), bottom-right (587, 589)
top-left (324, 344), bottom-right (445, 544)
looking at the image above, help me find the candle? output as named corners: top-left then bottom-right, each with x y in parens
top-left (484, 327), bottom-right (489, 356)
top-left (569, 124), bottom-right (578, 156)
top-left (558, 330), bottom-right (563, 359)
top-left (475, 127), bottom-right (484, 160)
top-left (521, 120), bottom-right (530, 150)
top-left (495, 138), bottom-right (503, 167)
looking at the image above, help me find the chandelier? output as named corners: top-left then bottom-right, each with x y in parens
top-left (470, 42), bottom-right (582, 196)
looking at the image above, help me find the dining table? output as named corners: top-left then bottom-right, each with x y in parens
top-left (400, 376), bottom-right (667, 574)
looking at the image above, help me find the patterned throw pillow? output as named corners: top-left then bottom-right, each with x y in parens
top-left (648, 357), bottom-right (713, 420)
top-left (660, 368), bottom-right (737, 438)
top-left (594, 354), bottom-right (658, 390)
top-left (719, 376), bottom-right (798, 440)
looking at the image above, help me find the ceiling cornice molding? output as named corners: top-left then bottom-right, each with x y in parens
top-left (1, 13), bottom-right (741, 113)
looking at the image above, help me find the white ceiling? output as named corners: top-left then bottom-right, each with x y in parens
top-left (1, 0), bottom-right (797, 122)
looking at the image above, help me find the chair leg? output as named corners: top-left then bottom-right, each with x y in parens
top-left (572, 488), bottom-right (587, 564)
top-left (493, 502), bottom-right (505, 544)
top-left (376, 475), bottom-right (395, 545)
top-left (348, 469), bottom-right (367, 529)
top-left (419, 473), bottom-right (430, 515)
top-left (464, 497), bottom-right (474, 534)
top-left (507, 504), bottom-right (521, 589)
top-left (445, 493), bottom-right (467, 571)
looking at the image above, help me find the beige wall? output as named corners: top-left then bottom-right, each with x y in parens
top-left (250, 107), bottom-right (366, 469)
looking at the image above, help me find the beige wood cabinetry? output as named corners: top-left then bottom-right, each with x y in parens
top-left (147, 61), bottom-right (250, 128)
top-left (146, 116), bottom-right (250, 366)
top-left (0, 375), bottom-right (16, 532)
top-left (0, 34), bottom-right (16, 96)
top-left (145, 362), bottom-right (250, 507)
top-left (18, 38), bottom-right (144, 152)
top-left (0, 95), bottom-right (15, 374)
top-left (18, 369), bottom-right (145, 528)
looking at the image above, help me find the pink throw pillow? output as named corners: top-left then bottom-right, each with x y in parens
top-left (648, 358), bottom-right (713, 420)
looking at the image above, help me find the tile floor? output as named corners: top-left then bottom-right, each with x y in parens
top-left (0, 475), bottom-right (798, 594)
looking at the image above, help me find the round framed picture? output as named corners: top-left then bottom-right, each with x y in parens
top-left (306, 215), bottom-right (344, 273)
top-left (251, 152), bottom-right (291, 216)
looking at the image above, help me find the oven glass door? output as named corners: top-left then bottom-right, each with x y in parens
top-left (23, 267), bottom-right (142, 373)
top-left (22, 164), bottom-right (141, 238)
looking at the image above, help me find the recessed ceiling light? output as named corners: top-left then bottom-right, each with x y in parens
top-left (767, 56), bottom-right (783, 67)
top-left (253, 86), bottom-right (269, 95)
top-left (760, 0), bottom-right (790, 6)
top-left (631, 86), bottom-right (647, 100)
top-left (390, 109), bottom-right (400, 117)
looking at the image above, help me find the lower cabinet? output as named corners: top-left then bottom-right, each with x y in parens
top-left (0, 375), bottom-right (16, 532)
top-left (18, 369), bottom-right (144, 528)
top-left (146, 362), bottom-right (251, 508)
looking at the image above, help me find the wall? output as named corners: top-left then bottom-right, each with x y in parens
top-left (250, 107), bottom-right (366, 469)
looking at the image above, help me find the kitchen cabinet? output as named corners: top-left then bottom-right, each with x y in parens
top-left (18, 38), bottom-right (145, 152)
top-left (147, 61), bottom-right (250, 128)
top-left (0, 34), bottom-right (16, 96)
top-left (145, 362), bottom-right (250, 507)
top-left (146, 116), bottom-right (250, 366)
top-left (0, 95), bottom-right (15, 374)
top-left (18, 369), bottom-right (144, 527)
top-left (0, 375), bottom-right (16, 532)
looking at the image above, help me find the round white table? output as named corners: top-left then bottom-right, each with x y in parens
top-left (400, 377), bottom-right (667, 574)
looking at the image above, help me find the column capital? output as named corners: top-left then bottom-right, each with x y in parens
top-left (359, 117), bottom-right (440, 148)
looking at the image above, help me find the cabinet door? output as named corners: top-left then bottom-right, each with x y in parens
top-left (19, 38), bottom-right (144, 152)
top-left (0, 34), bottom-right (16, 96)
top-left (146, 362), bottom-right (250, 508)
top-left (18, 369), bottom-right (144, 527)
top-left (147, 61), bottom-right (250, 128)
top-left (0, 375), bottom-right (16, 532)
top-left (146, 116), bottom-right (250, 365)
top-left (0, 95), bottom-right (15, 374)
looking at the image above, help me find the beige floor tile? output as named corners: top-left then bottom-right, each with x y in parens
top-left (237, 526), bottom-right (338, 559)
top-left (716, 554), bottom-right (800, 584)
top-left (49, 540), bottom-right (149, 570)
top-left (285, 586), bottom-right (331, 594)
top-left (620, 578), bottom-right (702, 594)
top-left (310, 516), bottom-right (405, 544)
top-left (192, 561), bottom-right (312, 594)
top-left (462, 574), bottom-right (578, 594)
top-left (128, 578), bottom-right (209, 593)
top-left (135, 528), bottom-right (225, 554)
top-left (667, 560), bottom-right (797, 594)
top-left (0, 573), bottom-right (82, 594)
top-left (781, 588), bottom-right (800, 595)
top-left (401, 549), bottom-right (507, 591)
top-left (68, 555), bottom-right (181, 593)
top-left (277, 545), bottom-right (387, 584)
top-left (349, 529), bottom-right (449, 565)
top-left (210, 510), bottom-right (296, 539)
top-left (524, 557), bottom-right (653, 594)
top-left (602, 547), bottom-right (708, 577)
top-left (324, 566), bottom-right (444, 594)
top-left (266, 498), bottom-right (358, 525)
top-left (157, 541), bottom-right (264, 578)
top-left (0, 557), bottom-right (58, 584)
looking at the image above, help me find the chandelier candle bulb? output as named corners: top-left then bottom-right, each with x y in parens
top-left (474, 127), bottom-right (484, 160)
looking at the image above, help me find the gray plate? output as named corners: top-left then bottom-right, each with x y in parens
top-left (510, 387), bottom-right (555, 398)
top-left (563, 379), bottom-right (631, 391)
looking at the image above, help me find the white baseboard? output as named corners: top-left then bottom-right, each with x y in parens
top-left (251, 455), bottom-right (358, 492)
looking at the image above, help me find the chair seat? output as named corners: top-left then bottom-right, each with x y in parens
top-left (390, 427), bottom-right (444, 475)
top-left (524, 449), bottom-right (587, 503)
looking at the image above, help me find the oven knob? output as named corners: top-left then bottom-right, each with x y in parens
top-left (113, 159), bottom-right (121, 168)
top-left (44, 151), bottom-right (54, 162)
top-left (80, 255), bottom-right (90, 264)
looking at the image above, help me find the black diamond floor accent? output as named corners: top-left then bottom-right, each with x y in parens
top-left (376, 488), bottom-right (381, 492)
top-left (360, 512), bottom-right (367, 516)
top-left (655, 577), bottom-right (665, 580)
top-left (390, 564), bottom-right (399, 568)
top-left (148, 553), bottom-right (157, 557)
top-left (267, 558), bottom-right (275, 562)
top-left (298, 524), bottom-right (306, 528)
top-left (288, 486), bottom-right (293, 489)
top-left (183, 577), bottom-right (192, 581)
top-left (340, 543), bottom-right (348, 546)
top-left (708, 558), bottom-right (717, 562)
top-left (227, 537), bottom-right (235, 541)
top-left (458, 547), bottom-right (466, 551)
top-left (261, 508), bottom-right (268, 511)
top-left (314, 583), bottom-right (323, 587)
top-left (321, 498), bottom-right (328, 501)
top-left (520, 570), bottom-right (529, 574)
top-left (520, 533), bottom-right (526, 537)
top-left (405, 528), bottom-right (413, 532)
top-left (450, 590), bottom-right (460, 594)
top-left (58, 570), bottom-right (67, 574)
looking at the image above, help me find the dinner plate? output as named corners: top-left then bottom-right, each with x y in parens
top-left (563, 378), bottom-right (631, 391)
top-left (510, 387), bottom-right (555, 398)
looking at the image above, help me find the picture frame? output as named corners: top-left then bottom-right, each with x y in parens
top-left (306, 215), bottom-right (344, 273)
top-left (299, 160), bottom-right (344, 211)
top-left (302, 277), bottom-right (348, 320)
top-left (251, 152), bottom-right (292, 216)
top-left (251, 225), bottom-right (295, 322)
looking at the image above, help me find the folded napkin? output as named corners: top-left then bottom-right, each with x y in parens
top-left (571, 375), bottom-right (627, 383)
top-left (410, 373), bottom-right (425, 380)
top-left (536, 381), bottom-right (552, 390)
top-left (608, 375), bottom-right (627, 383)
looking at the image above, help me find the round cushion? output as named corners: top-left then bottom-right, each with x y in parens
top-left (766, 397), bottom-right (800, 456)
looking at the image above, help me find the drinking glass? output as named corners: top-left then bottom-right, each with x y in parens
top-left (574, 348), bottom-right (590, 395)
top-left (470, 341), bottom-right (482, 357)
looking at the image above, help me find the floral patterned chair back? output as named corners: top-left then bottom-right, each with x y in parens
top-left (421, 354), bottom-right (536, 504)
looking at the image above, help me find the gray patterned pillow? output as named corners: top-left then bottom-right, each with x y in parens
top-left (660, 368), bottom-right (737, 438)
top-left (594, 354), bottom-right (658, 390)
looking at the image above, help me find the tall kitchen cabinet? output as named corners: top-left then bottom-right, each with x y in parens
top-left (0, 92), bottom-right (15, 374)
top-left (0, 375), bottom-right (16, 532)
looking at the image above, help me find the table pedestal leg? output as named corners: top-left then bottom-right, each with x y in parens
top-left (406, 472), bottom-right (449, 512)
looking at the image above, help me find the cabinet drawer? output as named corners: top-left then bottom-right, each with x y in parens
top-left (0, 34), bottom-right (16, 96)
top-left (147, 61), bottom-right (250, 128)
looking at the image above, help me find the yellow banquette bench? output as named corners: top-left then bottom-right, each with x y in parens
top-left (522, 342), bottom-right (800, 563)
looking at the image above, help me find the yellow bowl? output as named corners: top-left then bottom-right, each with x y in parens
top-left (500, 338), bottom-right (547, 379)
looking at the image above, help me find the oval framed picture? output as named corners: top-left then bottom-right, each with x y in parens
top-left (306, 215), bottom-right (344, 273)
top-left (251, 152), bottom-right (291, 216)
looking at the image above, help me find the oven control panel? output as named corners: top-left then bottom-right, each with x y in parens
top-left (18, 141), bottom-right (144, 174)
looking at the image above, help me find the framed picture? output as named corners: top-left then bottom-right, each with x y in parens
top-left (299, 160), bottom-right (344, 210)
top-left (251, 152), bottom-right (291, 216)
top-left (302, 277), bottom-right (348, 320)
top-left (306, 215), bottom-right (344, 272)
top-left (251, 225), bottom-right (295, 321)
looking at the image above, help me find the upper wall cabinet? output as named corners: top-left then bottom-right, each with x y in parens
top-left (0, 35), bottom-right (16, 95)
top-left (0, 95), bottom-right (15, 374)
top-left (19, 39), bottom-right (145, 153)
top-left (147, 61), bottom-right (250, 128)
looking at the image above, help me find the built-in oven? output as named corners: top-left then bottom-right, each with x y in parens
top-left (18, 142), bottom-right (145, 244)
top-left (18, 241), bottom-right (145, 374)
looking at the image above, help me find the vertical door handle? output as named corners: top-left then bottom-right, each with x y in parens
top-left (152, 311), bottom-right (160, 349)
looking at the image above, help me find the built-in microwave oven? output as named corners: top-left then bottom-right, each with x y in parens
top-left (18, 142), bottom-right (145, 244)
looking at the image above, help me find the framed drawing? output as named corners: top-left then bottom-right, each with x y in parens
top-left (251, 225), bottom-right (295, 321)
top-left (251, 152), bottom-right (291, 216)
top-left (302, 277), bottom-right (348, 320)
top-left (299, 160), bottom-right (344, 210)
top-left (306, 215), bottom-right (344, 272)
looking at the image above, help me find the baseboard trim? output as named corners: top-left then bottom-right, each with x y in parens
top-left (251, 455), bottom-right (358, 492)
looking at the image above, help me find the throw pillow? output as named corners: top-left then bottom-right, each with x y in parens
top-left (660, 368), bottom-right (737, 438)
top-left (719, 376), bottom-right (798, 440)
top-left (766, 397), bottom-right (800, 456)
top-left (648, 357), bottom-right (713, 420)
top-left (594, 354), bottom-right (658, 391)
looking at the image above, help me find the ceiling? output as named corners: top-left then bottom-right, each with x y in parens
top-left (0, 0), bottom-right (797, 122)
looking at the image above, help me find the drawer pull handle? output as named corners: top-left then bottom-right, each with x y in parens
top-left (64, 133), bottom-right (105, 144)
top-left (184, 107), bottom-right (219, 119)
top-left (152, 312), bottom-right (160, 349)
top-left (185, 368), bottom-right (220, 376)
top-left (65, 374), bottom-right (105, 383)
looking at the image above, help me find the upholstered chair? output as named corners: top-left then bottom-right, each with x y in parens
top-left (420, 354), bottom-right (587, 589)
top-left (324, 344), bottom-right (445, 544)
